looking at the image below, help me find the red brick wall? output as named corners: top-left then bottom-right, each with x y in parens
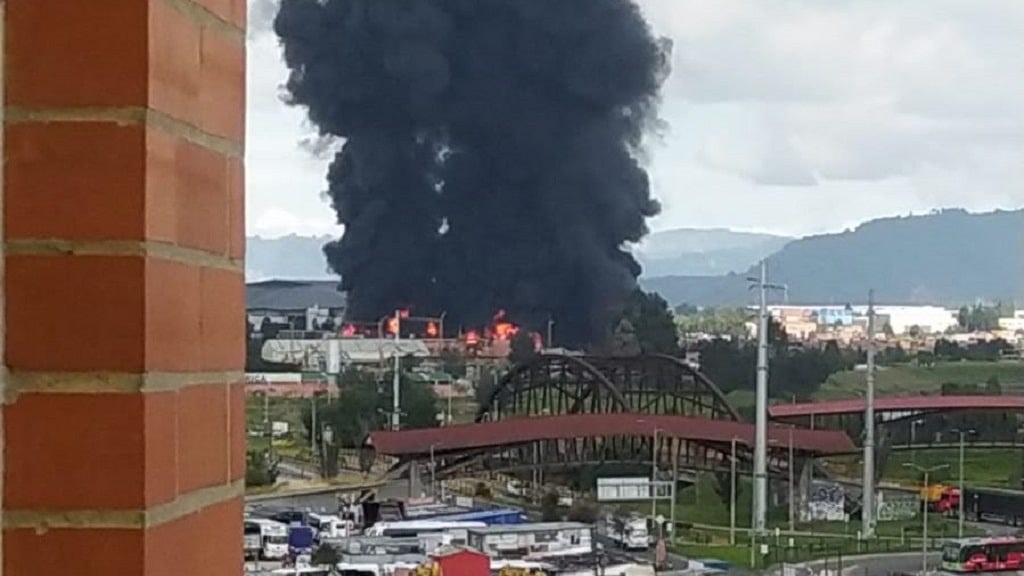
top-left (3, 1), bottom-right (246, 574)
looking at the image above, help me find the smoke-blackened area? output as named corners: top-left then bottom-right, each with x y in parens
top-left (275, 0), bottom-right (669, 346)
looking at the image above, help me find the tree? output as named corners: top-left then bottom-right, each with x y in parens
top-left (474, 482), bottom-right (492, 498)
top-left (882, 322), bottom-right (895, 339)
top-left (611, 318), bottom-right (642, 356)
top-left (675, 302), bottom-right (699, 316)
top-left (474, 367), bottom-right (499, 408)
top-left (440, 348), bottom-right (467, 378)
top-left (310, 369), bottom-right (440, 450)
top-left (676, 306), bottom-right (750, 339)
top-left (509, 331), bottom-right (538, 364)
top-left (986, 375), bottom-right (1002, 395)
top-left (540, 491), bottom-right (561, 521)
top-left (908, 325), bottom-right (923, 338)
top-left (618, 288), bottom-right (678, 354)
top-left (957, 306), bottom-right (970, 330)
top-left (567, 500), bottom-right (599, 523)
top-left (246, 450), bottom-right (279, 487)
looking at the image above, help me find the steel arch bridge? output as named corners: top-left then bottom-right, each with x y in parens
top-left (375, 354), bottom-right (849, 483)
top-left (475, 353), bottom-right (740, 423)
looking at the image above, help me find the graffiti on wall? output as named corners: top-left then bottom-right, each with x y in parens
top-left (803, 480), bottom-right (846, 522)
top-left (876, 490), bottom-right (918, 521)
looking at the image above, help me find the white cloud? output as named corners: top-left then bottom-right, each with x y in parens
top-left (640, 0), bottom-right (1024, 196)
top-left (245, 0), bottom-right (1024, 237)
top-left (252, 207), bottom-right (340, 238)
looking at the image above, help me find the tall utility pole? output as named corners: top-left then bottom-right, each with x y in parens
top-left (788, 428), bottom-right (795, 533)
top-left (904, 463), bottom-right (948, 575)
top-left (311, 392), bottom-right (318, 455)
top-left (951, 428), bottom-right (975, 539)
top-left (749, 259), bottom-right (783, 535)
top-left (746, 260), bottom-right (786, 535)
top-left (753, 260), bottom-right (769, 534)
top-left (863, 290), bottom-right (876, 539)
top-left (391, 309), bottom-right (402, 431)
top-left (651, 428), bottom-right (660, 521)
top-left (730, 437), bottom-right (738, 545)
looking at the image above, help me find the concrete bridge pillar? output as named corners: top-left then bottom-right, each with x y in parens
top-left (798, 458), bottom-right (815, 522)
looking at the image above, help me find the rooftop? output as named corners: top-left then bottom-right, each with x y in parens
top-left (467, 522), bottom-right (591, 534)
top-left (247, 279), bottom-right (346, 311)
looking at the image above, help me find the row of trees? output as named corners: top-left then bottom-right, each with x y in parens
top-left (696, 321), bottom-right (858, 402)
top-left (957, 302), bottom-right (1014, 332)
top-left (303, 369), bottom-right (440, 452)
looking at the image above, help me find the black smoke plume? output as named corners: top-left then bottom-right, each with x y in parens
top-left (275, 0), bottom-right (669, 347)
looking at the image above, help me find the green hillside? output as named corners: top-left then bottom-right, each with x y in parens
top-left (816, 361), bottom-right (1024, 399)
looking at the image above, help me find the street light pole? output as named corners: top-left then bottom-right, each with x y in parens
top-left (310, 392), bottom-right (317, 456)
top-left (429, 443), bottom-right (437, 499)
top-left (951, 429), bottom-right (975, 539)
top-left (651, 428), bottom-right (660, 521)
top-left (392, 309), bottom-right (401, 431)
top-left (904, 462), bottom-right (948, 575)
top-left (863, 289), bottom-right (876, 539)
top-left (730, 437), bottom-right (738, 545)
top-left (911, 419), bottom-right (924, 464)
top-left (788, 428), bottom-right (795, 533)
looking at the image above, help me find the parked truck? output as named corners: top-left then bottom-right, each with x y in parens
top-left (605, 514), bottom-right (650, 551)
top-left (933, 486), bottom-right (1024, 526)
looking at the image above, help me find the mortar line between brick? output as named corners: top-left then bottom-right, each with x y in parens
top-left (3, 480), bottom-right (244, 531)
top-left (4, 239), bottom-right (243, 273)
top-left (163, 0), bottom-right (245, 41)
top-left (5, 106), bottom-right (242, 158)
top-left (3, 371), bottom-right (243, 398)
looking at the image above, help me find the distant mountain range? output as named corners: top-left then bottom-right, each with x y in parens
top-left (246, 234), bottom-right (334, 281)
top-left (246, 209), bottom-right (1024, 308)
top-left (636, 228), bottom-right (791, 277)
top-left (246, 228), bottom-right (789, 281)
top-left (642, 209), bottom-right (1024, 307)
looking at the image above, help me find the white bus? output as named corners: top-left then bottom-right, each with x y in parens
top-left (467, 522), bottom-right (594, 559)
top-left (308, 513), bottom-right (354, 540)
top-left (245, 517), bottom-right (289, 560)
top-left (364, 520), bottom-right (486, 546)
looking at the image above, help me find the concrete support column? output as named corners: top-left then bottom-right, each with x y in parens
top-left (797, 458), bottom-right (814, 523)
top-left (3, 1), bottom-right (246, 574)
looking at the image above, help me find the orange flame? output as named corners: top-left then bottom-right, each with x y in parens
top-left (426, 322), bottom-right (438, 337)
top-left (493, 322), bottom-right (519, 340)
top-left (465, 330), bottom-right (480, 346)
top-left (490, 309), bottom-right (520, 340)
top-left (341, 324), bottom-right (357, 337)
top-left (386, 317), bottom-right (399, 335)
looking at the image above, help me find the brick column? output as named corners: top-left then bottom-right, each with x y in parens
top-left (2, 1), bottom-right (245, 575)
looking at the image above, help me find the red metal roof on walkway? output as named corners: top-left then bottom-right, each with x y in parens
top-left (769, 395), bottom-right (1024, 419)
top-left (370, 412), bottom-right (854, 456)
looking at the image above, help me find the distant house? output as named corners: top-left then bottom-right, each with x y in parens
top-left (247, 279), bottom-right (346, 331)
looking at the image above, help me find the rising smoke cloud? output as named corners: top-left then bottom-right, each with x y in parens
top-left (275, 0), bottom-right (670, 346)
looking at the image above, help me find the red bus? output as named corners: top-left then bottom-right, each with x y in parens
top-left (942, 537), bottom-right (1024, 572)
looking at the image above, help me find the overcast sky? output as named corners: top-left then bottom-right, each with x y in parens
top-left (246, 0), bottom-right (1024, 239)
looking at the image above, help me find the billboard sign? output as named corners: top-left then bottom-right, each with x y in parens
top-left (597, 477), bottom-right (671, 502)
